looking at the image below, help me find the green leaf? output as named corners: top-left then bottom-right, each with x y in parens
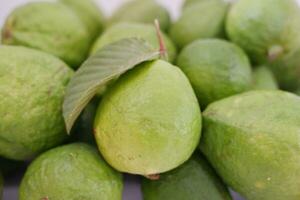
top-left (63, 38), bottom-right (160, 133)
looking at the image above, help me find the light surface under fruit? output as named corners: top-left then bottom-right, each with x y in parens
top-left (19, 143), bottom-right (123, 200)
top-left (108, 0), bottom-right (170, 31)
top-left (170, 0), bottom-right (228, 49)
top-left (177, 39), bottom-right (252, 108)
top-left (252, 66), bottom-right (278, 90)
top-left (91, 22), bottom-right (177, 62)
top-left (1, 2), bottom-right (91, 68)
top-left (0, 45), bottom-right (73, 160)
top-left (201, 90), bottom-right (300, 200)
top-left (94, 60), bottom-right (201, 176)
top-left (142, 154), bottom-right (232, 200)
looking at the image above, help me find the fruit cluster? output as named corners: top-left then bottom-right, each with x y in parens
top-left (1, 0), bottom-right (300, 199)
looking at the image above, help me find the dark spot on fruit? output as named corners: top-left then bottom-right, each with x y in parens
top-left (145, 174), bottom-right (160, 180)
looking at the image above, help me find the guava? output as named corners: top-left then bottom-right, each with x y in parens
top-left (226, 0), bottom-right (300, 90)
top-left (19, 143), bottom-right (123, 200)
top-left (91, 22), bottom-right (177, 62)
top-left (183, 0), bottom-right (210, 8)
top-left (59, 0), bottom-right (105, 41)
top-left (252, 66), bottom-right (278, 90)
top-left (201, 90), bottom-right (300, 200)
top-left (108, 0), bottom-right (170, 31)
top-left (1, 2), bottom-right (91, 68)
top-left (94, 60), bottom-right (201, 176)
top-left (142, 154), bottom-right (232, 200)
top-left (0, 45), bottom-right (73, 160)
top-left (170, 0), bottom-right (228, 49)
top-left (177, 39), bottom-right (252, 108)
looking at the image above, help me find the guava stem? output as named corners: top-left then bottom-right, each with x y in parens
top-left (268, 45), bottom-right (283, 62)
top-left (154, 19), bottom-right (169, 61)
top-left (145, 174), bottom-right (160, 180)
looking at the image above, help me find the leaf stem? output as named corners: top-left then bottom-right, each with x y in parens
top-left (154, 19), bottom-right (169, 61)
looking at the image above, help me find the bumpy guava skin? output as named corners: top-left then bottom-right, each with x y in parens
top-left (170, 0), bottom-right (228, 49)
top-left (1, 2), bottom-right (91, 68)
top-left (59, 0), bottom-right (105, 41)
top-left (252, 66), bottom-right (278, 90)
top-left (0, 45), bottom-right (73, 160)
top-left (177, 39), bottom-right (252, 108)
top-left (201, 90), bottom-right (300, 200)
top-left (108, 0), bottom-right (170, 31)
top-left (19, 143), bottom-right (123, 200)
top-left (94, 60), bottom-right (201, 176)
top-left (91, 22), bottom-right (177, 63)
top-left (142, 155), bottom-right (232, 200)
top-left (226, 0), bottom-right (300, 90)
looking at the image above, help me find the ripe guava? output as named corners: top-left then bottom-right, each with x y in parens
top-left (0, 45), bottom-right (73, 160)
top-left (91, 22), bottom-right (177, 62)
top-left (170, 0), bottom-right (228, 49)
top-left (1, 2), bottom-right (91, 68)
top-left (201, 90), bottom-right (300, 200)
top-left (108, 0), bottom-right (170, 31)
top-left (59, 0), bottom-right (105, 41)
top-left (226, 0), bottom-right (300, 90)
top-left (142, 154), bottom-right (232, 200)
top-left (94, 60), bottom-right (201, 176)
top-left (177, 39), bottom-right (252, 108)
top-left (252, 66), bottom-right (278, 90)
top-left (19, 143), bottom-right (123, 200)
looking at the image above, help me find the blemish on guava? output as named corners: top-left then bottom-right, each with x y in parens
top-left (41, 197), bottom-right (49, 200)
top-left (146, 174), bottom-right (160, 180)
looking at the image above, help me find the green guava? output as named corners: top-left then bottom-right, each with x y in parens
top-left (1, 2), bottom-right (91, 68)
top-left (59, 0), bottom-right (105, 41)
top-left (170, 0), bottom-right (228, 49)
top-left (177, 39), bottom-right (252, 108)
top-left (0, 45), bottom-right (73, 160)
top-left (108, 0), bottom-right (170, 31)
top-left (252, 66), bottom-right (278, 90)
top-left (94, 60), bottom-right (201, 176)
top-left (226, 0), bottom-right (300, 90)
top-left (183, 0), bottom-right (210, 8)
top-left (19, 143), bottom-right (123, 200)
top-left (91, 22), bottom-right (177, 62)
top-left (201, 90), bottom-right (300, 200)
top-left (142, 154), bottom-right (232, 200)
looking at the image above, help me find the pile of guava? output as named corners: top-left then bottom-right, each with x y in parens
top-left (1, 0), bottom-right (300, 200)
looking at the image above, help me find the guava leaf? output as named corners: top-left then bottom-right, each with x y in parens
top-left (63, 38), bottom-right (160, 133)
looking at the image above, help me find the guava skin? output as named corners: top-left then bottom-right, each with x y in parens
top-left (19, 143), bottom-right (123, 200)
top-left (177, 39), bottom-right (252, 108)
top-left (94, 60), bottom-right (201, 176)
top-left (200, 90), bottom-right (300, 200)
top-left (183, 0), bottom-right (210, 8)
top-left (59, 0), bottom-right (105, 42)
top-left (170, 0), bottom-right (228, 49)
top-left (91, 22), bottom-right (177, 63)
top-left (142, 154), bottom-right (232, 200)
top-left (226, 0), bottom-right (300, 90)
top-left (252, 66), bottom-right (278, 90)
top-left (0, 45), bottom-right (73, 160)
top-left (108, 0), bottom-right (170, 31)
top-left (1, 2), bottom-right (91, 69)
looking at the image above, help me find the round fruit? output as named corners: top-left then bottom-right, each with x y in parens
top-left (59, 0), bottom-right (105, 41)
top-left (177, 39), bottom-right (252, 108)
top-left (183, 0), bottom-right (210, 8)
top-left (142, 154), bottom-right (232, 200)
top-left (1, 2), bottom-right (91, 68)
top-left (108, 0), bottom-right (170, 31)
top-left (226, 0), bottom-right (300, 90)
top-left (252, 66), bottom-right (278, 90)
top-left (0, 45), bottom-right (73, 160)
top-left (170, 0), bottom-right (228, 49)
top-left (201, 90), bottom-right (300, 200)
top-left (91, 22), bottom-right (177, 62)
top-left (19, 143), bottom-right (123, 200)
top-left (94, 60), bottom-right (201, 176)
